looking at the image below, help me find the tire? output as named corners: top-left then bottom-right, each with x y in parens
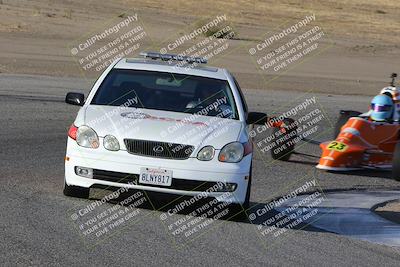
top-left (227, 165), bottom-right (252, 220)
top-left (63, 181), bottom-right (90, 198)
top-left (334, 110), bottom-right (362, 138)
top-left (270, 118), bottom-right (297, 161)
top-left (392, 142), bottom-right (400, 181)
top-left (242, 164), bottom-right (252, 210)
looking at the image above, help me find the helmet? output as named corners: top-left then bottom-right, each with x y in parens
top-left (380, 86), bottom-right (400, 102)
top-left (370, 94), bottom-right (393, 121)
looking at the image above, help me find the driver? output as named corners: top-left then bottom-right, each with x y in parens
top-left (186, 85), bottom-right (218, 108)
top-left (185, 84), bottom-right (233, 117)
top-left (380, 86), bottom-right (400, 121)
top-left (369, 94), bottom-right (394, 122)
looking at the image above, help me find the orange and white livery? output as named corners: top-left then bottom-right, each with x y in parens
top-left (317, 117), bottom-right (399, 171)
top-left (317, 73), bottom-right (400, 180)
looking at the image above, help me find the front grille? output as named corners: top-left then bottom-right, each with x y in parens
top-left (92, 169), bottom-right (230, 192)
top-left (124, 139), bottom-right (194, 159)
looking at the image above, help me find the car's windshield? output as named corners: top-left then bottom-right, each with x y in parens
top-left (91, 69), bottom-right (238, 119)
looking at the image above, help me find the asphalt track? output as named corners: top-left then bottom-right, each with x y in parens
top-left (1, 74), bottom-right (400, 266)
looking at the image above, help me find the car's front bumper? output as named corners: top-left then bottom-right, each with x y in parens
top-left (65, 138), bottom-right (251, 204)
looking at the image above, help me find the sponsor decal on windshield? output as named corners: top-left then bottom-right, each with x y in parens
top-left (120, 112), bottom-right (207, 126)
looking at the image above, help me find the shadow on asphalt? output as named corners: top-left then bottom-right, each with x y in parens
top-left (88, 187), bottom-right (327, 234)
top-left (328, 169), bottom-right (393, 179)
top-left (73, 187), bottom-right (400, 247)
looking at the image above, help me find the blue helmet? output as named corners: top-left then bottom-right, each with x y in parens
top-left (370, 94), bottom-right (393, 121)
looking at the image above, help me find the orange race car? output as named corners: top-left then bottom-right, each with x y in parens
top-left (317, 73), bottom-right (400, 181)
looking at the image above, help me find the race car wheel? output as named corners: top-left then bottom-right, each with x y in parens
top-left (271, 118), bottom-right (297, 161)
top-left (63, 181), bottom-right (90, 198)
top-left (392, 142), bottom-right (400, 181)
top-left (334, 110), bottom-right (362, 138)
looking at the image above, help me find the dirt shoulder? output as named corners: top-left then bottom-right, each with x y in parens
top-left (0, 0), bottom-right (399, 95)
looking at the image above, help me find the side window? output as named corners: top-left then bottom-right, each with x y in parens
top-left (233, 77), bottom-right (248, 114)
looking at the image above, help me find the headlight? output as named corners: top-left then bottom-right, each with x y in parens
top-left (197, 146), bottom-right (215, 161)
top-left (103, 135), bottom-right (120, 151)
top-left (76, 125), bottom-right (99, 148)
top-left (218, 142), bottom-right (244, 163)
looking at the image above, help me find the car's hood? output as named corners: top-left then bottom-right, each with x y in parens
top-left (83, 105), bottom-right (243, 149)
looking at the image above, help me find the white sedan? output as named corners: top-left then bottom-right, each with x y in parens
top-left (64, 52), bottom-right (267, 210)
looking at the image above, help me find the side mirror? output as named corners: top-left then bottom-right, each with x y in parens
top-left (247, 112), bottom-right (267, 125)
top-left (65, 92), bottom-right (84, 106)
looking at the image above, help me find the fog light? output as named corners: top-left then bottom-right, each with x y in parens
top-left (75, 166), bottom-right (93, 178)
top-left (217, 182), bottom-right (237, 192)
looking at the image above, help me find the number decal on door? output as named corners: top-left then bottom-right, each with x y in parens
top-left (327, 141), bottom-right (348, 152)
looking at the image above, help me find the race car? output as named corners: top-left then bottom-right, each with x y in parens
top-left (63, 51), bottom-right (294, 213)
top-left (317, 73), bottom-right (400, 181)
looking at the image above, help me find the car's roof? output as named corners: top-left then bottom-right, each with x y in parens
top-left (113, 58), bottom-right (229, 80)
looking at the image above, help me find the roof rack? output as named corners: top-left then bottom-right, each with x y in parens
top-left (139, 51), bottom-right (207, 64)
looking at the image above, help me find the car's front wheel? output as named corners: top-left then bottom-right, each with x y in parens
top-left (227, 165), bottom-right (252, 220)
top-left (63, 181), bottom-right (90, 198)
top-left (392, 142), bottom-right (400, 181)
top-left (243, 165), bottom-right (252, 209)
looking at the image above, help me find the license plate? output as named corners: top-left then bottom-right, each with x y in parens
top-left (139, 167), bottom-right (172, 186)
